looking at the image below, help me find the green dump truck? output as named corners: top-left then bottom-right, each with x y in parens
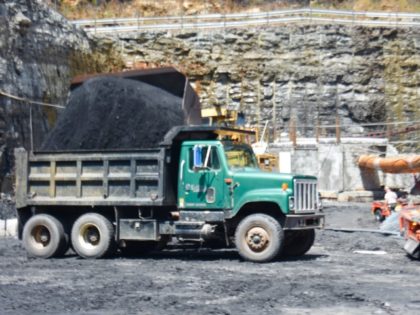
top-left (15, 126), bottom-right (324, 262)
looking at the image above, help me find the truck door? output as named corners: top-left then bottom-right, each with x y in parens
top-left (178, 144), bottom-right (225, 209)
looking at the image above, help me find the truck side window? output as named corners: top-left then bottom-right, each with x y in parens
top-left (189, 146), bottom-right (220, 170)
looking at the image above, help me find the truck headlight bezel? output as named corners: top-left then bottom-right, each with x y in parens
top-left (289, 196), bottom-right (295, 211)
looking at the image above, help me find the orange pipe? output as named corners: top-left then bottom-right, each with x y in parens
top-left (358, 155), bottom-right (420, 174)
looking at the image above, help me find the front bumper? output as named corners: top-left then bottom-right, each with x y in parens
top-left (284, 214), bottom-right (325, 230)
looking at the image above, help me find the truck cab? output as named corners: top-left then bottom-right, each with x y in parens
top-left (15, 126), bottom-right (324, 262)
top-left (175, 135), bottom-right (323, 261)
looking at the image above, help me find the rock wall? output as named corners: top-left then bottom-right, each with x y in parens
top-left (0, 0), bottom-right (123, 193)
top-left (95, 24), bottom-right (420, 147)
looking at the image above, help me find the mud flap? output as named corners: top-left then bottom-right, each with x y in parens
top-left (404, 238), bottom-right (420, 257)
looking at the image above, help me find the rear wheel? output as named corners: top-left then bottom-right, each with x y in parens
top-left (282, 229), bottom-right (315, 257)
top-left (374, 209), bottom-right (384, 222)
top-left (234, 214), bottom-right (284, 263)
top-left (71, 213), bottom-right (116, 259)
top-left (22, 214), bottom-right (68, 258)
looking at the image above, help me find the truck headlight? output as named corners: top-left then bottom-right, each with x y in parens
top-left (289, 196), bottom-right (294, 211)
top-left (317, 192), bottom-right (323, 211)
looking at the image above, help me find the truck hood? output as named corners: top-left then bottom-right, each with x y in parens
top-left (228, 169), bottom-right (318, 215)
top-left (230, 169), bottom-right (315, 189)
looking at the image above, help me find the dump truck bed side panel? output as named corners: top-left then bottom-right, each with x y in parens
top-left (15, 148), bottom-right (172, 208)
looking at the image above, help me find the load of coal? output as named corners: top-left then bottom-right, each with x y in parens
top-left (41, 76), bottom-right (184, 151)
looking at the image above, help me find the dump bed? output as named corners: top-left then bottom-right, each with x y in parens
top-left (15, 148), bottom-right (172, 209)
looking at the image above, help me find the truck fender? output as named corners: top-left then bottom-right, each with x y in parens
top-left (229, 188), bottom-right (290, 218)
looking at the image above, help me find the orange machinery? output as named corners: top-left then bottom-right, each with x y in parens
top-left (371, 201), bottom-right (392, 222)
top-left (371, 199), bottom-right (408, 222)
top-left (359, 154), bottom-right (420, 258)
top-left (399, 206), bottom-right (420, 259)
top-left (358, 155), bottom-right (420, 173)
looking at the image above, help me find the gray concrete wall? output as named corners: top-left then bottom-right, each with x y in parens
top-left (270, 138), bottom-right (416, 198)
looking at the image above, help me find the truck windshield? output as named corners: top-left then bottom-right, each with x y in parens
top-left (223, 142), bottom-right (258, 170)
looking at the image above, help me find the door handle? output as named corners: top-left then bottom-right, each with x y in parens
top-left (180, 160), bottom-right (185, 181)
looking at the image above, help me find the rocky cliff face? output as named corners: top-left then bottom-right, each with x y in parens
top-left (0, 0), bottom-right (123, 193)
top-left (95, 25), bottom-right (420, 147)
top-left (1, 2), bottom-right (418, 193)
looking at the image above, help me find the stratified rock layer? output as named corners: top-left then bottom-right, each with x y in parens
top-left (96, 25), bottom-right (420, 143)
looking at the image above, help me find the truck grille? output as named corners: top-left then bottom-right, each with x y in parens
top-left (293, 179), bottom-right (318, 212)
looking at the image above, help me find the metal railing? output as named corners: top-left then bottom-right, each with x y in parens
top-left (71, 8), bottom-right (420, 33)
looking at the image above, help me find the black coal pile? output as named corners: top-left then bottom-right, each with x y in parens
top-left (41, 77), bottom-right (184, 150)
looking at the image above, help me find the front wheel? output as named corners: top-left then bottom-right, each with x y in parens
top-left (374, 209), bottom-right (384, 222)
top-left (234, 214), bottom-right (284, 263)
top-left (71, 213), bottom-right (116, 259)
top-left (282, 229), bottom-right (315, 257)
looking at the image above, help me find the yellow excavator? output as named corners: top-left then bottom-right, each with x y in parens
top-left (201, 106), bottom-right (278, 172)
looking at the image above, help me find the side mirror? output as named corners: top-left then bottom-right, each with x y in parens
top-left (193, 145), bottom-right (203, 170)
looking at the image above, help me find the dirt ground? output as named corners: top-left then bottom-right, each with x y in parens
top-left (0, 202), bottom-right (418, 315)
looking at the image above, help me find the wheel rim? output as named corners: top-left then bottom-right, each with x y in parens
top-left (245, 226), bottom-right (270, 252)
top-left (30, 225), bottom-right (51, 249)
top-left (78, 223), bottom-right (101, 250)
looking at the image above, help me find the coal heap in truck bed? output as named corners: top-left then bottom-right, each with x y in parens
top-left (41, 76), bottom-right (186, 150)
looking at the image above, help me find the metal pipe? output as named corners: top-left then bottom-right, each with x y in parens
top-left (358, 155), bottom-right (420, 174)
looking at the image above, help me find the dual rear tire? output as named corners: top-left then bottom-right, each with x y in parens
top-left (71, 213), bottom-right (116, 259)
top-left (22, 213), bottom-right (115, 259)
top-left (22, 214), bottom-right (69, 258)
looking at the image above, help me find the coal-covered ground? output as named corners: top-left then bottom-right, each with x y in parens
top-left (0, 202), bottom-right (419, 315)
top-left (41, 77), bottom-right (184, 151)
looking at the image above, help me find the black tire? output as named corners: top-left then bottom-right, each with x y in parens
top-left (409, 250), bottom-right (420, 260)
top-left (234, 214), bottom-right (284, 263)
top-left (22, 214), bottom-right (68, 258)
top-left (407, 242), bottom-right (420, 260)
top-left (282, 229), bottom-right (315, 257)
top-left (71, 213), bottom-right (116, 259)
top-left (374, 209), bottom-right (384, 222)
